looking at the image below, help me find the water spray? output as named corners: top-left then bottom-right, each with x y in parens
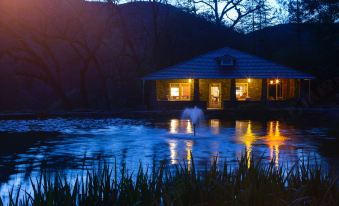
top-left (181, 106), bottom-right (204, 136)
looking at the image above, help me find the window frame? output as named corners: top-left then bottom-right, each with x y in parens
top-left (235, 82), bottom-right (249, 101)
top-left (267, 79), bottom-right (284, 101)
top-left (169, 83), bottom-right (191, 101)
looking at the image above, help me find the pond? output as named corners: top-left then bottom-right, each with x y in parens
top-left (0, 117), bottom-right (338, 195)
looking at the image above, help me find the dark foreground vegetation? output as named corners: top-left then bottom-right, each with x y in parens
top-left (1, 156), bottom-right (338, 206)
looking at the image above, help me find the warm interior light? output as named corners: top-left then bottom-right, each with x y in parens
top-left (247, 78), bottom-right (251, 83)
top-left (270, 80), bottom-right (274, 84)
top-left (188, 79), bottom-right (192, 83)
top-left (170, 87), bottom-right (179, 97)
top-left (275, 79), bottom-right (280, 84)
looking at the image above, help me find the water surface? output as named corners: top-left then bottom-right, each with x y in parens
top-left (0, 117), bottom-right (338, 195)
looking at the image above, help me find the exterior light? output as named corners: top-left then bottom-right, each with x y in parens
top-left (247, 78), bottom-right (251, 83)
top-left (188, 79), bottom-right (192, 83)
top-left (270, 80), bottom-right (274, 84)
top-left (275, 79), bottom-right (280, 84)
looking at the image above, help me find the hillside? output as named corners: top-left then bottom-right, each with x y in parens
top-left (0, 1), bottom-right (337, 111)
top-left (0, 0), bottom-right (245, 111)
top-left (246, 23), bottom-right (339, 103)
top-left (246, 23), bottom-right (339, 78)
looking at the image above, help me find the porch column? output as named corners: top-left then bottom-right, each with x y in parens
top-left (193, 79), bottom-right (199, 104)
top-left (261, 79), bottom-right (267, 103)
top-left (230, 79), bottom-right (236, 103)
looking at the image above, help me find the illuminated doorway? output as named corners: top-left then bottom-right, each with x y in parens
top-left (208, 83), bottom-right (222, 109)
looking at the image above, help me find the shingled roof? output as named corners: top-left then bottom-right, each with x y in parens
top-left (143, 47), bottom-right (314, 80)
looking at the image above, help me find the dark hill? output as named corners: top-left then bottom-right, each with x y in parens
top-left (246, 23), bottom-right (339, 78)
top-left (0, 1), bottom-right (337, 111)
top-left (0, 0), bottom-right (245, 111)
top-left (246, 23), bottom-right (339, 103)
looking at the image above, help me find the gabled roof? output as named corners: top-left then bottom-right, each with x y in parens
top-left (142, 47), bottom-right (315, 80)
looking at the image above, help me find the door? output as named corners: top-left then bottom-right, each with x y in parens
top-left (209, 83), bottom-right (222, 109)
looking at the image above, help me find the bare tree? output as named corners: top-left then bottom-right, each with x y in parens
top-left (239, 0), bottom-right (276, 33)
top-left (191, 0), bottom-right (260, 29)
top-left (0, 1), bottom-right (72, 108)
top-left (0, 0), bottom-right (120, 109)
top-left (57, 1), bottom-right (117, 109)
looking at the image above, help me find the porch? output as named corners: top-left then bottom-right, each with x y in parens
top-left (144, 78), bottom-right (311, 110)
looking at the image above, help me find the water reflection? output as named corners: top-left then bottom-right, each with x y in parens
top-left (236, 120), bottom-right (256, 167)
top-left (186, 121), bottom-right (193, 134)
top-left (210, 119), bottom-right (220, 134)
top-left (168, 119), bottom-right (289, 168)
top-left (0, 118), bottom-right (335, 197)
top-left (168, 140), bottom-right (178, 164)
top-left (186, 140), bottom-right (193, 171)
top-left (169, 119), bottom-right (193, 134)
top-left (265, 121), bottom-right (286, 167)
top-left (170, 119), bottom-right (179, 134)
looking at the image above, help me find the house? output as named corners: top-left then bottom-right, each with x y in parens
top-left (142, 47), bottom-right (314, 109)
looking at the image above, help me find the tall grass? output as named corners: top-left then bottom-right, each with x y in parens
top-left (1, 155), bottom-right (338, 206)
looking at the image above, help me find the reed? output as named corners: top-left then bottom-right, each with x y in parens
top-left (0, 155), bottom-right (338, 206)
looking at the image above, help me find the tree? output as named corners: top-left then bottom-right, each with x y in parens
top-left (57, 1), bottom-right (118, 109)
top-left (302, 0), bottom-right (339, 23)
top-left (239, 0), bottom-right (276, 33)
top-left (0, 0), bottom-right (118, 109)
top-left (188, 0), bottom-right (260, 29)
top-left (278, 0), bottom-right (339, 24)
top-left (0, 0), bottom-right (72, 108)
top-left (175, 0), bottom-right (199, 14)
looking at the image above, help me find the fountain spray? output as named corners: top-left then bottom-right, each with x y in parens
top-left (181, 106), bottom-right (204, 136)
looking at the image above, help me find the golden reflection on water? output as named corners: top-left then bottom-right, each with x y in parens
top-left (168, 140), bottom-right (178, 164)
top-left (168, 119), bottom-right (287, 168)
top-left (236, 121), bottom-right (256, 167)
top-left (210, 119), bottom-right (220, 134)
top-left (169, 119), bottom-right (193, 134)
top-left (170, 119), bottom-right (179, 134)
top-left (236, 120), bottom-right (287, 167)
top-left (186, 140), bottom-right (193, 172)
top-left (186, 120), bottom-right (193, 134)
top-left (266, 121), bottom-right (286, 167)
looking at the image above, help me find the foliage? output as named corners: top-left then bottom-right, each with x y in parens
top-left (183, 0), bottom-right (261, 29)
top-left (278, 0), bottom-right (339, 24)
top-left (0, 155), bottom-right (338, 206)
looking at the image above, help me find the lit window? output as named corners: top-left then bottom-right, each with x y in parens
top-left (236, 83), bottom-right (248, 100)
top-left (169, 83), bottom-right (191, 101)
top-left (181, 84), bottom-right (190, 99)
top-left (170, 87), bottom-right (179, 98)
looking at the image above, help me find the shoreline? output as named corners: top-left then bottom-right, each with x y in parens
top-left (0, 106), bottom-right (338, 121)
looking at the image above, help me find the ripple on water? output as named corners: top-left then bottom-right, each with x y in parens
top-left (0, 118), bottom-right (337, 197)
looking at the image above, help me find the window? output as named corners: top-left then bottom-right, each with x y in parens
top-left (216, 55), bottom-right (236, 67)
top-left (268, 79), bottom-right (283, 100)
top-left (170, 87), bottom-right (179, 98)
top-left (236, 83), bottom-right (248, 101)
top-left (169, 83), bottom-right (191, 101)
